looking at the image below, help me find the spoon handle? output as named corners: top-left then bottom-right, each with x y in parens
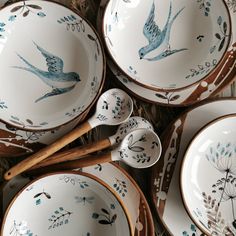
top-left (4, 121), bottom-right (92, 180)
top-left (30, 138), bottom-right (112, 170)
top-left (27, 153), bottom-right (112, 176)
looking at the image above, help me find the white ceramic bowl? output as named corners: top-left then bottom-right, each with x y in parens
top-left (181, 114), bottom-right (236, 235)
top-left (1, 171), bottom-right (133, 236)
top-left (0, 0), bottom-right (105, 131)
top-left (103, 0), bottom-right (231, 91)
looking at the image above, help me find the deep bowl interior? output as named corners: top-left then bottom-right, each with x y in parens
top-left (181, 115), bottom-right (236, 235)
top-left (1, 172), bottom-right (132, 236)
top-left (103, 0), bottom-right (231, 90)
top-left (0, 0), bottom-right (104, 130)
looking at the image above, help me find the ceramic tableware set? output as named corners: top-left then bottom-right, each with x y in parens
top-left (0, 0), bottom-right (236, 236)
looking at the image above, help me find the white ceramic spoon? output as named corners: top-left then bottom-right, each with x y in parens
top-left (4, 88), bottom-right (133, 180)
top-left (31, 116), bottom-right (154, 169)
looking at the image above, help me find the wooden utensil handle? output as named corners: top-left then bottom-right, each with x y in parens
top-left (28, 152), bottom-right (112, 175)
top-left (4, 121), bottom-right (92, 180)
top-left (31, 138), bottom-right (111, 170)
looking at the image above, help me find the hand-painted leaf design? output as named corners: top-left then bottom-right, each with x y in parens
top-left (88, 34), bottom-right (95, 41)
top-left (111, 214), bottom-right (117, 223)
top-left (98, 220), bottom-right (111, 225)
top-left (155, 93), bottom-right (167, 99)
top-left (26, 119), bottom-right (33, 125)
top-left (215, 33), bottom-right (221, 40)
top-left (130, 146), bottom-right (145, 152)
top-left (27, 4), bottom-right (42, 10)
top-left (223, 22), bottom-right (227, 34)
top-left (101, 208), bottom-right (109, 215)
top-left (210, 45), bottom-right (216, 53)
top-left (45, 192), bottom-right (51, 199)
top-left (23, 10), bottom-right (30, 17)
top-left (170, 95), bottom-right (180, 101)
top-left (10, 5), bottom-right (23, 12)
top-left (219, 38), bottom-right (225, 51)
top-left (34, 193), bottom-right (42, 198)
top-left (217, 16), bottom-right (222, 25)
top-left (128, 134), bottom-right (133, 147)
top-left (92, 213), bottom-right (99, 219)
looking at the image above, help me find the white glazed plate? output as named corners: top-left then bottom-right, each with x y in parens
top-left (181, 115), bottom-right (236, 235)
top-left (1, 171), bottom-right (132, 236)
top-left (0, 0), bottom-right (105, 130)
top-left (103, 0), bottom-right (231, 91)
top-left (1, 163), bottom-right (155, 236)
top-left (98, 0), bottom-right (236, 106)
top-left (150, 98), bottom-right (236, 235)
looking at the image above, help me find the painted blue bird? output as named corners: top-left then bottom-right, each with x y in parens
top-left (138, 1), bottom-right (188, 61)
top-left (13, 42), bottom-right (81, 103)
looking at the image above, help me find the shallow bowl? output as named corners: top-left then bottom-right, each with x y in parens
top-left (180, 114), bottom-right (236, 235)
top-left (103, 0), bottom-right (231, 91)
top-left (0, 0), bottom-right (105, 131)
top-left (1, 171), bottom-right (133, 236)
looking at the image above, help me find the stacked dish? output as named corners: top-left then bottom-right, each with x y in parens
top-left (151, 99), bottom-right (236, 235)
top-left (1, 163), bottom-right (155, 236)
top-left (1, 171), bottom-right (133, 236)
top-left (99, 0), bottom-right (235, 106)
top-left (0, 0), bottom-right (105, 157)
top-left (181, 114), bottom-right (236, 235)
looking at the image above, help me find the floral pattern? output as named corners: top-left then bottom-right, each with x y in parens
top-left (8, 1), bottom-right (46, 21)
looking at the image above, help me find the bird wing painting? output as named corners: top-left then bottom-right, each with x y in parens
top-left (138, 0), bottom-right (188, 61)
top-left (13, 42), bottom-right (81, 103)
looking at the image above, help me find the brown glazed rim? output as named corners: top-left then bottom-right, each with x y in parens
top-left (179, 113), bottom-right (236, 236)
top-left (102, 0), bottom-right (232, 93)
top-left (150, 97), bottom-right (236, 236)
top-left (0, 0), bottom-right (106, 132)
top-left (111, 163), bottom-right (155, 236)
top-left (0, 170), bottom-right (134, 236)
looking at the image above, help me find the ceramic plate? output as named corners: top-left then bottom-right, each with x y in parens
top-left (0, 0), bottom-right (105, 131)
top-left (181, 114), bottom-right (236, 235)
top-left (1, 171), bottom-right (132, 236)
top-left (1, 163), bottom-right (155, 236)
top-left (98, 0), bottom-right (236, 106)
top-left (150, 98), bottom-right (236, 235)
top-left (103, 0), bottom-right (231, 91)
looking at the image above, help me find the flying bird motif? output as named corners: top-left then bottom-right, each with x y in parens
top-left (13, 42), bottom-right (80, 103)
top-left (138, 1), bottom-right (188, 61)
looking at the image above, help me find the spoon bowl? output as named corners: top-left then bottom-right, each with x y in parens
top-left (89, 88), bottom-right (133, 127)
top-left (112, 128), bottom-right (162, 168)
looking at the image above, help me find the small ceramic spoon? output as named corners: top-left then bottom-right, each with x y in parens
top-left (31, 116), bottom-right (154, 169)
top-left (29, 128), bottom-right (162, 174)
top-left (4, 88), bottom-right (133, 180)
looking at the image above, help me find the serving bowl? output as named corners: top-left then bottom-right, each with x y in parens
top-left (1, 171), bottom-right (133, 236)
top-left (180, 114), bottom-right (236, 235)
top-left (0, 0), bottom-right (105, 131)
top-left (103, 0), bottom-right (231, 91)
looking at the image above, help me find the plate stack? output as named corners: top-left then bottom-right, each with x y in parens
top-left (99, 0), bottom-right (235, 106)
